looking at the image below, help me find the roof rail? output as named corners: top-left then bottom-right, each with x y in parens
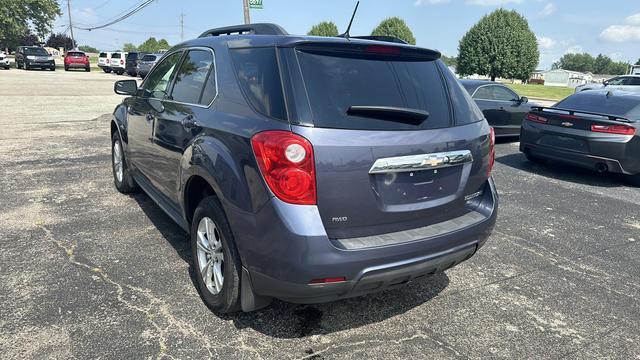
top-left (350, 35), bottom-right (408, 44)
top-left (198, 23), bottom-right (288, 38)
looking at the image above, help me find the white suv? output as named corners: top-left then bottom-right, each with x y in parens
top-left (98, 52), bottom-right (113, 73)
top-left (0, 52), bottom-right (10, 70)
top-left (109, 52), bottom-right (128, 75)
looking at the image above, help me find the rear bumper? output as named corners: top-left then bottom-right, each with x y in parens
top-left (520, 121), bottom-right (640, 175)
top-left (98, 64), bottom-right (110, 69)
top-left (227, 178), bottom-right (498, 304)
top-left (65, 62), bottom-right (88, 68)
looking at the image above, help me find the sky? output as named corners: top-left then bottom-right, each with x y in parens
top-left (54, 0), bottom-right (640, 69)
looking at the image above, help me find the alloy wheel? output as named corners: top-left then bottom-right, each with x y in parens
top-left (196, 217), bottom-right (224, 295)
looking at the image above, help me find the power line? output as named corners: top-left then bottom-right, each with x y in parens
top-left (72, 0), bottom-right (156, 31)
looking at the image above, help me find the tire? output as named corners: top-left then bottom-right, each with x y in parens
top-left (525, 152), bottom-right (547, 164)
top-left (64, 66), bottom-right (69, 71)
top-left (191, 196), bottom-right (242, 314)
top-left (24, 63), bottom-right (29, 70)
top-left (86, 67), bottom-right (90, 72)
top-left (50, 66), bottom-right (55, 71)
top-left (104, 68), bottom-right (112, 73)
top-left (111, 132), bottom-right (138, 193)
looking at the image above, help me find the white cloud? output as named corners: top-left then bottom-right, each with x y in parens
top-left (626, 13), bottom-right (640, 25)
top-left (600, 25), bottom-right (640, 42)
top-left (414, 0), bottom-right (450, 5)
top-left (466, 0), bottom-right (523, 5)
top-left (537, 35), bottom-right (556, 49)
top-left (540, 3), bottom-right (556, 16)
top-left (565, 45), bottom-right (583, 54)
top-left (599, 13), bottom-right (640, 42)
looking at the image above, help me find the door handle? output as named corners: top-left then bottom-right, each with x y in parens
top-left (181, 114), bottom-right (198, 130)
top-left (145, 113), bottom-right (155, 122)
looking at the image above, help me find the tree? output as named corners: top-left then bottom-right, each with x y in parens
top-left (371, 17), bottom-right (416, 45)
top-left (0, 0), bottom-right (60, 50)
top-left (138, 37), bottom-right (158, 52)
top-left (78, 45), bottom-right (99, 53)
top-left (123, 43), bottom-right (137, 52)
top-left (593, 54), bottom-right (612, 75)
top-left (635, 58), bottom-right (640, 66)
top-left (441, 55), bottom-right (458, 68)
top-left (157, 39), bottom-right (170, 50)
top-left (557, 53), bottom-right (595, 73)
top-left (46, 33), bottom-right (76, 51)
top-left (307, 21), bottom-right (339, 37)
top-left (1, 32), bottom-right (39, 53)
top-left (457, 9), bottom-right (539, 81)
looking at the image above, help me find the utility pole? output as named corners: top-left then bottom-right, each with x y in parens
top-left (243, 0), bottom-right (250, 24)
top-left (180, 13), bottom-right (185, 41)
top-left (67, 0), bottom-right (76, 49)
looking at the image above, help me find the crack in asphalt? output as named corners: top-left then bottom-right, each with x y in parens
top-left (39, 224), bottom-right (223, 359)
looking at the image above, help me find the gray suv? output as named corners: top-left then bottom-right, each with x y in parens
top-left (110, 23), bottom-right (498, 313)
top-left (135, 53), bottom-right (162, 78)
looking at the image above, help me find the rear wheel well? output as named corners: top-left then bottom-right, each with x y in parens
top-left (184, 176), bottom-right (216, 225)
top-left (110, 121), bottom-right (118, 138)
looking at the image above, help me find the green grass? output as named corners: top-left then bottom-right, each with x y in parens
top-left (505, 83), bottom-right (573, 101)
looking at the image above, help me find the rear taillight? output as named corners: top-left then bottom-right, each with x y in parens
top-left (106, 59), bottom-right (110, 64)
top-left (487, 127), bottom-right (495, 177)
top-left (366, 45), bottom-right (401, 55)
top-left (120, 59), bottom-right (124, 65)
top-left (251, 131), bottom-right (316, 205)
top-left (525, 113), bottom-right (548, 124)
top-left (591, 124), bottom-right (636, 136)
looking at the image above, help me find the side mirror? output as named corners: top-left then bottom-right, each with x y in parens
top-left (114, 80), bottom-right (138, 96)
top-left (520, 96), bottom-right (528, 104)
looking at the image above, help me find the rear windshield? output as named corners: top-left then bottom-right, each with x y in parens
top-left (67, 52), bottom-right (85, 57)
top-left (111, 53), bottom-right (121, 59)
top-left (99, 52), bottom-right (108, 58)
top-left (141, 55), bottom-right (157, 61)
top-left (25, 48), bottom-right (49, 56)
top-left (556, 93), bottom-right (640, 118)
top-left (295, 50), bottom-right (452, 130)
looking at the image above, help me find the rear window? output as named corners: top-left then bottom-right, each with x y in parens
top-left (111, 53), bottom-right (121, 59)
top-left (99, 52), bottom-right (107, 58)
top-left (295, 50), bottom-right (452, 130)
top-left (230, 48), bottom-right (287, 121)
top-left (556, 93), bottom-right (640, 118)
top-left (141, 55), bottom-right (156, 61)
top-left (67, 52), bottom-right (85, 57)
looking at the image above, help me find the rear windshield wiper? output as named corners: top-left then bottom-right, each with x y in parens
top-left (347, 106), bottom-right (429, 124)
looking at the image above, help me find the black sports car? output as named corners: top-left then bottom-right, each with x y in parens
top-left (461, 80), bottom-right (539, 137)
top-left (520, 89), bottom-right (640, 186)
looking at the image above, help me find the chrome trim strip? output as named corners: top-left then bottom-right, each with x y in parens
top-left (369, 150), bottom-right (473, 174)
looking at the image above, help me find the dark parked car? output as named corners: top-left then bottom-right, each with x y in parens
top-left (521, 90), bottom-right (640, 185)
top-left (110, 23), bottom-right (498, 313)
top-left (135, 53), bottom-right (161, 78)
top-left (461, 80), bottom-right (538, 137)
top-left (125, 51), bottom-right (143, 77)
top-left (15, 46), bottom-right (55, 71)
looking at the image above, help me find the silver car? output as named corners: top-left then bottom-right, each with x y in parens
top-left (135, 53), bottom-right (162, 78)
top-left (575, 75), bottom-right (640, 93)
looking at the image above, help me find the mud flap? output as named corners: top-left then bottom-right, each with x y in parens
top-left (241, 267), bottom-right (273, 312)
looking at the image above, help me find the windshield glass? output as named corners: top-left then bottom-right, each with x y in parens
top-left (141, 55), bottom-right (156, 61)
top-left (295, 50), bottom-right (452, 130)
top-left (67, 52), bottom-right (84, 57)
top-left (25, 48), bottom-right (49, 56)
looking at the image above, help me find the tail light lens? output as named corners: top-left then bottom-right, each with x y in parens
top-left (120, 59), bottom-right (124, 65)
top-left (251, 131), bottom-right (316, 205)
top-left (309, 277), bottom-right (346, 285)
top-left (591, 124), bottom-right (636, 136)
top-left (525, 113), bottom-right (548, 124)
top-left (487, 127), bottom-right (495, 177)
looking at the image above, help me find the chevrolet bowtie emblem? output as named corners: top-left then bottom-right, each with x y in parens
top-left (422, 156), bottom-right (448, 167)
top-left (561, 122), bottom-right (574, 127)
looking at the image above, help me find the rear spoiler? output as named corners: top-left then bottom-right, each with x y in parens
top-left (530, 106), bottom-right (635, 123)
top-left (291, 41), bottom-right (441, 61)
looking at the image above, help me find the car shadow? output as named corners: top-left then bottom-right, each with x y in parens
top-left (496, 152), bottom-right (628, 188)
top-left (495, 136), bottom-right (520, 144)
top-left (129, 191), bottom-right (450, 338)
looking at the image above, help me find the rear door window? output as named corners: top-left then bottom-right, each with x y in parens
top-left (295, 50), bottom-right (451, 130)
top-left (230, 48), bottom-right (287, 121)
top-left (170, 50), bottom-right (215, 105)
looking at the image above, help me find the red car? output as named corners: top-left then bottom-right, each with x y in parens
top-left (64, 51), bottom-right (90, 72)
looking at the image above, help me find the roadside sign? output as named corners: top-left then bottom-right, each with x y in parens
top-left (249, 0), bottom-right (263, 9)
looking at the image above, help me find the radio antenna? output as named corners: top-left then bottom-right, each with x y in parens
top-left (339, 1), bottom-right (360, 40)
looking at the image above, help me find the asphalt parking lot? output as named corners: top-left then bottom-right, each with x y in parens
top-left (1, 69), bottom-right (639, 359)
